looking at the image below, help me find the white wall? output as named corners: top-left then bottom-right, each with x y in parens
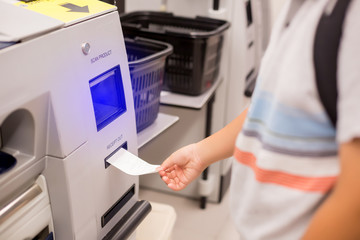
top-left (125, 0), bottom-right (212, 17)
top-left (269, 0), bottom-right (288, 27)
top-left (125, 0), bottom-right (287, 31)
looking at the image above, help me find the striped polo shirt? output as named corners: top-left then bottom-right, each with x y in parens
top-left (229, 0), bottom-right (360, 239)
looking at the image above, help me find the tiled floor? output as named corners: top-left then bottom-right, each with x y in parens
top-left (139, 188), bottom-right (240, 240)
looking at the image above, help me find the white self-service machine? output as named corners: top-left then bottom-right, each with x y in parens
top-left (0, 1), bottom-right (150, 239)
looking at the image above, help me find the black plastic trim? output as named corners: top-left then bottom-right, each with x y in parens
top-left (101, 184), bottom-right (134, 227)
top-left (218, 166), bottom-right (232, 202)
top-left (102, 200), bottom-right (152, 240)
top-left (244, 68), bottom-right (257, 98)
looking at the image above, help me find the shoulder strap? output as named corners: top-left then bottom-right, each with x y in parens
top-left (313, 0), bottom-right (352, 127)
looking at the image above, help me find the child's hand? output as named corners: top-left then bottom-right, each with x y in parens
top-left (157, 144), bottom-right (206, 191)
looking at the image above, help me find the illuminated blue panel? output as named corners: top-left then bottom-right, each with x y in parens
top-left (89, 65), bottom-right (126, 131)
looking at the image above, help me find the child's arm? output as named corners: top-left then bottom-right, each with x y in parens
top-left (302, 138), bottom-right (360, 239)
top-left (158, 108), bottom-right (248, 191)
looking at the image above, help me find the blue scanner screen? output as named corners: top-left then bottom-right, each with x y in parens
top-left (89, 65), bottom-right (127, 131)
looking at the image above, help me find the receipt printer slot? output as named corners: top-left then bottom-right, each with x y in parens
top-left (104, 142), bottom-right (128, 169)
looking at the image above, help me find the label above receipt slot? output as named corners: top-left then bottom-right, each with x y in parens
top-left (89, 65), bottom-right (126, 131)
top-left (107, 148), bottom-right (160, 175)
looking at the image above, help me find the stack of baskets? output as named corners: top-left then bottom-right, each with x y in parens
top-left (123, 11), bottom-right (230, 131)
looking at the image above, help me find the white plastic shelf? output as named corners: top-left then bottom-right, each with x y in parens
top-left (160, 77), bottom-right (222, 109)
top-left (137, 113), bottom-right (179, 149)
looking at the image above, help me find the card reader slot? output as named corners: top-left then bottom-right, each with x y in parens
top-left (101, 184), bottom-right (135, 227)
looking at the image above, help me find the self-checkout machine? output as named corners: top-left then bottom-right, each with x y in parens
top-left (0, 1), bottom-right (151, 239)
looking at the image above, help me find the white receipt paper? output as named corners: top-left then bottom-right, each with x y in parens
top-left (106, 148), bottom-right (160, 176)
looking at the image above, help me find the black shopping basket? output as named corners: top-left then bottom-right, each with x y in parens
top-left (125, 37), bottom-right (173, 132)
top-left (121, 11), bottom-right (230, 96)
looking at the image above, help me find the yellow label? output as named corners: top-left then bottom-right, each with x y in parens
top-left (15, 0), bottom-right (115, 24)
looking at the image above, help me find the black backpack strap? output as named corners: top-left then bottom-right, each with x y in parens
top-left (314, 0), bottom-right (352, 127)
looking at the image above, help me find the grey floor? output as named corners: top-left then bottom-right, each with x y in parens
top-left (139, 188), bottom-right (240, 240)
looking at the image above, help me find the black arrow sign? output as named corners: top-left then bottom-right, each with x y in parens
top-left (60, 3), bottom-right (89, 13)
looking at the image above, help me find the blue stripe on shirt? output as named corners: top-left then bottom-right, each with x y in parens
top-left (243, 90), bottom-right (337, 155)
